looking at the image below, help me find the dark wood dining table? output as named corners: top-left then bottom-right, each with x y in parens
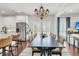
top-left (29, 33), bottom-right (64, 56)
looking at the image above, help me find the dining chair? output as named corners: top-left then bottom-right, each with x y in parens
top-left (31, 33), bottom-right (41, 56)
top-left (12, 34), bottom-right (23, 55)
top-left (50, 33), bottom-right (56, 39)
top-left (0, 36), bottom-right (14, 56)
top-left (51, 36), bottom-right (65, 56)
top-left (28, 33), bottom-right (37, 43)
top-left (32, 48), bottom-right (41, 56)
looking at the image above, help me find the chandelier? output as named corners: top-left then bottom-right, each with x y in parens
top-left (34, 4), bottom-right (49, 19)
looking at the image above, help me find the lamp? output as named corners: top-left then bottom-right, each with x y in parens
top-left (34, 3), bottom-right (49, 19)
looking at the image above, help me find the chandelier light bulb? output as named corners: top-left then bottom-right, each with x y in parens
top-left (34, 9), bottom-right (38, 14)
top-left (34, 4), bottom-right (49, 19)
top-left (46, 9), bottom-right (49, 13)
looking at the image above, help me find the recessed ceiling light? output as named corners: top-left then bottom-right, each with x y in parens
top-left (64, 9), bottom-right (73, 12)
top-left (69, 9), bottom-right (72, 12)
top-left (16, 11), bottom-right (22, 13)
top-left (1, 10), bottom-right (6, 14)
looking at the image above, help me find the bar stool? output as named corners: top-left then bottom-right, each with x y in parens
top-left (0, 36), bottom-right (14, 56)
top-left (12, 34), bottom-right (23, 55)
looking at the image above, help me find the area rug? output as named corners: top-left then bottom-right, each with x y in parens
top-left (19, 47), bottom-right (71, 56)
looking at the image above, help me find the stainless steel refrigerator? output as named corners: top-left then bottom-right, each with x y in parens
top-left (16, 22), bottom-right (27, 41)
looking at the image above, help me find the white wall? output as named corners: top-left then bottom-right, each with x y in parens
top-left (28, 15), bottom-right (55, 34)
top-left (60, 17), bottom-right (66, 38)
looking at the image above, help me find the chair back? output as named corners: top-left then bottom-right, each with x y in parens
top-left (12, 34), bottom-right (21, 41)
top-left (33, 33), bottom-right (37, 38)
top-left (57, 36), bottom-right (65, 52)
top-left (50, 33), bottom-right (56, 39)
top-left (32, 33), bottom-right (37, 39)
top-left (58, 36), bottom-right (65, 44)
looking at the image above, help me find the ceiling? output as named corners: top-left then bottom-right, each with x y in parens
top-left (0, 3), bottom-right (79, 16)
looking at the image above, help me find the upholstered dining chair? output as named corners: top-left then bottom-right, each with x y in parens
top-left (50, 33), bottom-right (56, 39)
top-left (31, 33), bottom-right (41, 56)
top-left (51, 36), bottom-right (65, 56)
top-left (0, 36), bottom-right (14, 56)
top-left (32, 48), bottom-right (41, 56)
top-left (28, 33), bottom-right (37, 43)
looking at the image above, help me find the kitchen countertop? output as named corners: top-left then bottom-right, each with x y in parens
top-left (70, 34), bottom-right (79, 40)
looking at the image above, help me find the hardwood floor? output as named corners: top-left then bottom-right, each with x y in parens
top-left (64, 41), bottom-right (79, 56)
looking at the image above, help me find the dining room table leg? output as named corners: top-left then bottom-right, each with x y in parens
top-left (40, 48), bottom-right (46, 56)
top-left (44, 49), bottom-right (45, 56)
top-left (40, 48), bottom-right (43, 56)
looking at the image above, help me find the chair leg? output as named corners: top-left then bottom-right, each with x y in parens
top-left (47, 51), bottom-right (50, 56)
top-left (44, 51), bottom-right (45, 56)
top-left (16, 42), bottom-right (19, 55)
top-left (47, 50), bottom-right (50, 56)
top-left (47, 49), bottom-right (52, 56)
top-left (17, 46), bottom-right (19, 55)
top-left (40, 50), bottom-right (44, 56)
top-left (18, 41), bottom-right (23, 50)
top-left (20, 41), bottom-right (23, 50)
top-left (9, 45), bottom-right (14, 56)
top-left (60, 53), bottom-right (62, 56)
top-left (32, 51), bottom-right (34, 56)
top-left (49, 50), bottom-right (52, 56)
top-left (2, 47), bottom-right (6, 56)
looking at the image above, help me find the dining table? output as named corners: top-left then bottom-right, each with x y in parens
top-left (29, 33), bottom-right (64, 56)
